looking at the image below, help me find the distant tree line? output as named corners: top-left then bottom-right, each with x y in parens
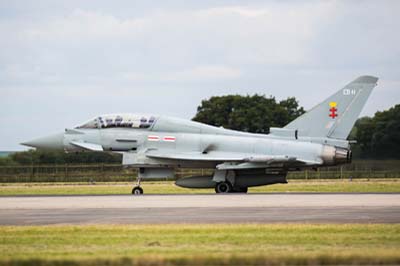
top-left (0, 150), bottom-right (121, 166)
top-left (0, 95), bottom-right (398, 165)
top-left (350, 104), bottom-right (400, 159)
top-left (193, 95), bottom-right (305, 133)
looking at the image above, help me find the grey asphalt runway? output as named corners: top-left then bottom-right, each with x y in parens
top-left (1, 193), bottom-right (399, 225)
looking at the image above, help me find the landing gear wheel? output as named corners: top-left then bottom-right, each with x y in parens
top-left (132, 175), bottom-right (143, 195)
top-left (132, 186), bottom-right (143, 195)
top-left (215, 181), bottom-right (233, 193)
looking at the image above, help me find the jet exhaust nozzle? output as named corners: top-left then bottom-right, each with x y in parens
top-left (335, 147), bottom-right (352, 165)
top-left (321, 145), bottom-right (352, 166)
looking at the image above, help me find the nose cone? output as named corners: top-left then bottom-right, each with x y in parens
top-left (21, 133), bottom-right (64, 150)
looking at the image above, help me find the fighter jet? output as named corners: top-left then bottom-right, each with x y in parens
top-left (22, 76), bottom-right (378, 194)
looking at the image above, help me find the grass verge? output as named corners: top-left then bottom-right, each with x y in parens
top-left (0, 224), bottom-right (399, 265)
top-left (0, 179), bottom-right (399, 195)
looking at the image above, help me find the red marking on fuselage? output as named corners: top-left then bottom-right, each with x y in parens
top-left (147, 135), bottom-right (160, 141)
top-left (163, 136), bottom-right (176, 142)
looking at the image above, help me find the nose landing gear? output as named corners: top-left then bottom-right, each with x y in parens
top-left (132, 176), bottom-right (143, 195)
top-left (132, 186), bottom-right (143, 195)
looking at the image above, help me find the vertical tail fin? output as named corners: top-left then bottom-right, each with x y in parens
top-left (284, 75), bottom-right (378, 139)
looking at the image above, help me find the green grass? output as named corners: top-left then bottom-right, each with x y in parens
top-left (0, 224), bottom-right (399, 265)
top-left (0, 179), bottom-right (399, 195)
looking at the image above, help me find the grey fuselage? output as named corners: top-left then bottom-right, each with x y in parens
top-left (57, 115), bottom-right (348, 170)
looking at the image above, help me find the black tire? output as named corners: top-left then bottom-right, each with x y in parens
top-left (132, 186), bottom-right (143, 195)
top-left (215, 181), bottom-right (233, 193)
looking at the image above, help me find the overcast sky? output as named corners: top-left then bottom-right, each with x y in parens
top-left (1, 0), bottom-right (399, 150)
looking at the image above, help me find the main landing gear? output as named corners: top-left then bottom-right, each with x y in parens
top-left (215, 181), bottom-right (232, 193)
top-left (215, 181), bottom-right (248, 194)
top-left (132, 176), bottom-right (143, 195)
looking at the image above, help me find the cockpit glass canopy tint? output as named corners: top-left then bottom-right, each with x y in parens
top-left (75, 114), bottom-right (158, 129)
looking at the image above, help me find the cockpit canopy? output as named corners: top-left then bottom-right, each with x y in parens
top-left (75, 114), bottom-right (158, 129)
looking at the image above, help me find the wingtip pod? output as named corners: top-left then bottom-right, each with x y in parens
top-left (353, 75), bottom-right (378, 84)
